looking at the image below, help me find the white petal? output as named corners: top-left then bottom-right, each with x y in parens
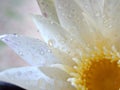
top-left (75, 0), bottom-right (120, 37)
top-left (75, 0), bottom-right (104, 26)
top-left (33, 15), bottom-right (87, 53)
top-left (39, 65), bottom-right (69, 80)
top-left (102, 0), bottom-right (120, 49)
top-left (0, 66), bottom-right (45, 90)
top-left (37, 0), bottom-right (59, 23)
top-left (103, 0), bottom-right (120, 37)
top-left (55, 0), bottom-right (102, 46)
top-left (33, 15), bottom-right (95, 66)
top-left (33, 15), bottom-right (79, 66)
top-left (104, 0), bottom-right (120, 29)
top-left (55, 0), bottom-right (86, 34)
top-left (0, 34), bottom-right (60, 66)
top-left (0, 67), bottom-right (75, 90)
top-left (33, 15), bottom-right (71, 52)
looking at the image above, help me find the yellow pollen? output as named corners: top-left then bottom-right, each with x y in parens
top-left (67, 46), bottom-right (120, 90)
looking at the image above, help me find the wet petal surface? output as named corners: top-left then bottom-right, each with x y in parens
top-left (0, 34), bottom-right (60, 66)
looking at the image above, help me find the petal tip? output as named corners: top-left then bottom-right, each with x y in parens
top-left (0, 34), bottom-right (9, 43)
top-left (0, 34), bottom-right (18, 42)
top-left (0, 34), bottom-right (7, 40)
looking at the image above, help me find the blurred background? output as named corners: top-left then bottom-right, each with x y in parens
top-left (0, 0), bottom-right (41, 70)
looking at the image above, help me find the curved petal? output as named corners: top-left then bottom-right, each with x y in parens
top-left (39, 65), bottom-right (69, 80)
top-left (76, 0), bottom-right (120, 47)
top-left (103, 0), bottom-right (120, 50)
top-left (103, 0), bottom-right (120, 38)
top-left (33, 15), bottom-right (100, 66)
top-left (33, 15), bottom-right (79, 66)
top-left (33, 15), bottom-right (87, 52)
top-left (75, 0), bottom-right (120, 38)
top-left (104, 0), bottom-right (120, 30)
top-left (55, 0), bottom-right (85, 33)
top-left (0, 66), bottom-right (46, 90)
top-left (55, 0), bottom-right (103, 46)
top-left (37, 0), bottom-right (59, 23)
top-left (0, 34), bottom-right (60, 66)
top-left (75, 0), bottom-right (104, 26)
top-left (0, 66), bottom-right (75, 90)
top-left (33, 15), bottom-right (71, 52)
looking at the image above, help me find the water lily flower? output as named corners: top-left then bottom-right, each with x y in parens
top-left (0, 0), bottom-right (120, 90)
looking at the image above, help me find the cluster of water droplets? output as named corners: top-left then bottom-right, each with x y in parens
top-left (103, 17), bottom-right (113, 29)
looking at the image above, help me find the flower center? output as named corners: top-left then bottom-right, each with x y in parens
top-left (76, 59), bottom-right (120, 90)
top-left (67, 46), bottom-right (120, 90)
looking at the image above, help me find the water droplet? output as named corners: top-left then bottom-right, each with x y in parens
top-left (47, 49), bottom-right (51, 53)
top-left (18, 51), bottom-right (23, 56)
top-left (72, 57), bottom-right (79, 63)
top-left (48, 40), bottom-right (54, 47)
top-left (39, 50), bottom-right (44, 55)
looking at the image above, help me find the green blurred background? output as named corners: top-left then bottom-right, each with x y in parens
top-left (0, 0), bottom-right (41, 70)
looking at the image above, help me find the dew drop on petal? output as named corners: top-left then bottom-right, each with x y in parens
top-left (48, 39), bottom-right (54, 47)
top-left (47, 49), bottom-right (51, 53)
top-left (39, 50), bottom-right (45, 55)
top-left (18, 51), bottom-right (24, 56)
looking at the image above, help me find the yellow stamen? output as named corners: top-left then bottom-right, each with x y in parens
top-left (67, 45), bottom-right (120, 90)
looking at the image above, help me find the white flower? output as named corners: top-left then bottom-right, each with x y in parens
top-left (0, 0), bottom-right (120, 90)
